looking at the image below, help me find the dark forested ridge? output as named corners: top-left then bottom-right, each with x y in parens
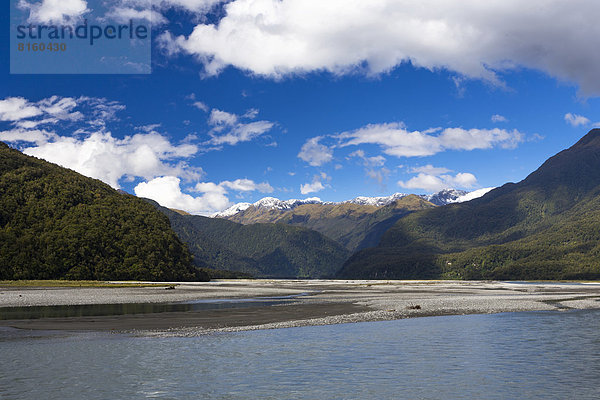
top-left (338, 129), bottom-right (600, 280)
top-left (152, 202), bottom-right (350, 278)
top-left (0, 142), bottom-right (206, 281)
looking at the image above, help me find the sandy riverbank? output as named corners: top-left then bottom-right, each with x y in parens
top-left (1, 280), bottom-right (599, 335)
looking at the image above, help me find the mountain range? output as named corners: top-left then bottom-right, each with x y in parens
top-left (339, 129), bottom-right (600, 280)
top-left (214, 188), bottom-right (490, 218)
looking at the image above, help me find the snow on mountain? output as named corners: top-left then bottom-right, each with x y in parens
top-left (213, 202), bottom-right (253, 218)
top-left (345, 193), bottom-right (409, 206)
top-left (253, 196), bottom-right (326, 210)
top-left (450, 187), bottom-right (495, 203)
top-left (213, 197), bottom-right (324, 217)
top-left (421, 188), bottom-right (468, 206)
top-left (213, 189), bottom-right (494, 217)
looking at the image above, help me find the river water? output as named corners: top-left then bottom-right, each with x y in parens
top-left (1, 310), bottom-right (599, 399)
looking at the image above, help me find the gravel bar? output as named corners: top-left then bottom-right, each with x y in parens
top-left (1, 280), bottom-right (599, 335)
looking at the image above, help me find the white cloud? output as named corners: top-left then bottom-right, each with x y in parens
top-left (243, 108), bottom-right (259, 119)
top-left (208, 120), bottom-right (274, 146)
top-left (338, 123), bottom-right (524, 157)
top-left (300, 181), bottom-right (325, 195)
top-left (135, 176), bottom-right (229, 215)
top-left (491, 114), bottom-right (508, 123)
top-left (105, 6), bottom-right (168, 25)
top-left (159, 0), bottom-right (223, 13)
top-left (209, 109), bottom-right (238, 126)
top-left (300, 172), bottom-right (330, 194)
top-left (220, 178), bottom-right (273, 193)
top-left (136, 123), bottom-right (161, 133)
top-left (0, 128), bottom-right (57, 145)
top-left (21, 131), bottom-right (201, 189)
top-left (192, 101), bottom-right (209, 112)
top-left (298, 136), bottom-right (333, 166)
top-left (347, 149), bottom-right (386, 167)
top-left (20, 0), bottom-right (88, 24)
top-left (205, 108), bottom-right (275, 146)
top-left (0, 97), bottom-right (43, 121)
top-left (162, 0), bottom-right (600, 95)
top-left (410, 165), bottom-right (452, 175)
top-left (564, 113), bottom-right (591, 127)
top-left (399, 172), bottom-right (477, 192)
top-left (0, 96), bottom-right (102, 129)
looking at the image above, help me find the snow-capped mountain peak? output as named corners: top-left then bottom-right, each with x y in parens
top-left (212, 202), bottom-right (252, 217)
top-left (345, 193), bottom-right (409, 206)
top-left (212, 188), bottom-right (494, 217)
top-left (253, 197), bottom-right (324, 210)
top-left (421, 188), bottom-right (468, 206)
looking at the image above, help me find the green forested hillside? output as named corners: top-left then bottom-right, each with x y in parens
top-left (338, 129), bottom-right (600, 280)
top-left (154, 204), bottom-right (350, 278)
top-left (224, 195), bottom-right (434, 251)
top-left (0, 142), bottom-right (205, 281)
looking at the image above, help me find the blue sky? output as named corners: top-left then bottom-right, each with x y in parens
top-left (2, 0), bottom-right (600, 215)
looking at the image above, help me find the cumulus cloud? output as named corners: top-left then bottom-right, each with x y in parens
top-left (135, 176), bottom-right (274, 215)
top-left (400, 163), bottom-right (479, 192)
top-left (338, 123), bottom-right (524, 157)
top-left (399, 172), bottom-right (477, 192)
top-left (300, 172), bottom-right (330, 195)
top-left (23, 131), bottom-right (202, 189)
top-left (20, 0), bottom-right (88, 24)
top-left (135, 176), bottom-right (228, 215)
top-left (298, 136), bottom-right (333, 166)
top-left (564, 113), bottom-right (591, 127)
top-left (161, 0), bottom-right (600, 95)
top-left (300, 181), bottom-right (325, 195)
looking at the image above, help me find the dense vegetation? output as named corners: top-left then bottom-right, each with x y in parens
top-left (153, 203), bottom-right (350, 278)
top-left (225, 195), bottom-right (435, 251)
top-left (338, 129), bottom-right (600, 280)
top-left (0, 142), bottom-right (206, 281)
